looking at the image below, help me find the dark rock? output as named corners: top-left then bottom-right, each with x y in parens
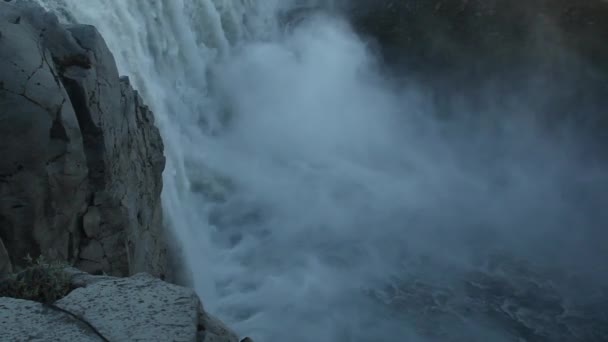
top-left (0, 0), bottom-right (167, 277)
top-left (0, 237), bottom-right (12, 274)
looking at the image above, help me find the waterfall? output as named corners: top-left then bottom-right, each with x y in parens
top-left (33, 1), bottom-right (608, 341)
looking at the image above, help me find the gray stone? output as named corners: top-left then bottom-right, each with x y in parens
top-left (63, 23), bottom-right (167, 277)
top-left (0, 0), bottom-right (167, 278)
top-left (56, 273), bottom-right (200, 342)
top-left (63, 267), bottom-right (113, 288)
top-left (0, 0), bottom-right (88, 271)
top-left (79, 240), bottom-right (104, 261)
top-left (82, 206), bottom-right (101, 238)
top-left (0, 297), bottom-right (103, 341)
top-left (1, 270), bottom-right (243, 342)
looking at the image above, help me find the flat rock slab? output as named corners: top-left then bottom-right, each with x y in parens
top-left (0, 297), bottom-right (102, 341)
top-left (56, 273), bottom-right (200, 342)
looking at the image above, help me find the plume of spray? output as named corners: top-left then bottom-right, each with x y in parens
top-left (31, 0), bottom-right (608, 341)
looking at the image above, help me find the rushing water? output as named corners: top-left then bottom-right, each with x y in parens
top-left (34, 1), bottom-right (608, 341)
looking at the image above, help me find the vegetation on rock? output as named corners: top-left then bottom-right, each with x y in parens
top-left (0, 255), bottom-right (71, 304)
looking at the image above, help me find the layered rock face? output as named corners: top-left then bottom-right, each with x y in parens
top-left (0, 1), bottom-right (167, 277)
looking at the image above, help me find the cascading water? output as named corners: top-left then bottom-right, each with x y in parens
top-left (33, 1), bottom-right (608, 341)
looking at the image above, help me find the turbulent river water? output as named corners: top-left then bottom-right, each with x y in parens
top-left (34, 1), bottom-right (608, 341)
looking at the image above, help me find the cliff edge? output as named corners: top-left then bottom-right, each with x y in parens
top-left (0, 1), bottom-right (249, 341)
top-left (0, 0), bottom-right (167, 278)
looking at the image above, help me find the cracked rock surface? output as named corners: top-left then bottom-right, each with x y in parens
top-left (1, 269), bottom-right (240, 342)
top-left (0, 1), bottom-right (167, 277)
top-left (0, 297), bottom-right (103, 342)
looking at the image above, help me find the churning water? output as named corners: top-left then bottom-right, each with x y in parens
top-left (34, 1), bottom-right (608, 341)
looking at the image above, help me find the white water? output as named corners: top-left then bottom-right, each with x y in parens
top-left (34, 1), bottom-right (608, 341)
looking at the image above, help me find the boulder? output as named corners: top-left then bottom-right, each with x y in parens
top-left (0, 0), bottom-right (167, 277)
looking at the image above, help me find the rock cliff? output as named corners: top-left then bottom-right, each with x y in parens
top-left (0, 0), bottom-right (167, 277)
top-left (0, 2), bottom-right (250, 340)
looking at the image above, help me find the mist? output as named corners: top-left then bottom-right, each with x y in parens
top-left (34, 0), bottom-right (608, 341)
top-left (200, 9), bottom-right (608, 340)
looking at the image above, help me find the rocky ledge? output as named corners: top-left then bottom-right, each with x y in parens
top-left (1, 267), bottom-right (239, 342)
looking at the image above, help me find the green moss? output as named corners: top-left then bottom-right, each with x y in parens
top-left (0, 255), bottom-right (71, 304)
